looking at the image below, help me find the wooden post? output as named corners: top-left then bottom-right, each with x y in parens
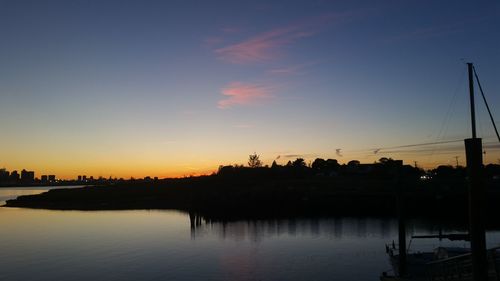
top-left (397, 190), bottom-right (407, 277)
top-left (396, 164), bottom-right (406, 277)
top-left (465, 138), bottom-right (488, 281)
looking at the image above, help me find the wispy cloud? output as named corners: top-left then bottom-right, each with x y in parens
top-left (215, 12), bottom-right (350, 64)
top-left (218, 82), bottom-right (274, 109)
top-left (215, 27), bottom-right (308, 63)
top-left (281, 153), bottom-right (318, 159)
top-left (268, 61), bottom-right (320, 76)
top-left (268, 65), bottom-right (304, 75)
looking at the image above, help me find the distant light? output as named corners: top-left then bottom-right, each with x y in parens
top-left (420, 175), bottom-right (432, 180)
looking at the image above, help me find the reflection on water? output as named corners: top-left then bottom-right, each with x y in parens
top-left (189, 213), bottom-right (398, 242)
top-left (0, 187), bottom-right (499, 281)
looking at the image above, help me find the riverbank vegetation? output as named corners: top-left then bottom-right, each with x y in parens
top-left (4, 157), bottom-right (500, 221)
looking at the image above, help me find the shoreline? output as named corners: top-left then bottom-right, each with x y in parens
top-left (4, 175), bottom-right (499, 222)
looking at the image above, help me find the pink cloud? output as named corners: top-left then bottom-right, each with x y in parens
top-left (214, 12), bottom-right (352, 64)
top-left (214, 26), bottom-right (312, 64)
top-left (218, 82), bottom-right (273, 109)
top-left (268, 65), bottom-right (302, 75)
top-left (269, 63), bottom-right (311, 75)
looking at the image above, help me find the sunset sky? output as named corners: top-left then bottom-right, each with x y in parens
top-left (1, 0), bottom-right (499, 179)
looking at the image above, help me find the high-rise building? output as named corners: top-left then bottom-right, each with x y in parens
top-left (77, 175), bottom-right (82, 181)
top-left (41, 175), bottom-right (48, 182)
top-left (0, 168), bottom-right (9, 182)
top-left (48, 175), bottom-right (56, 182)
top-left (21, 169), bottom-right (35, 182)
top-left (10, 170), bottom-right (20, 181)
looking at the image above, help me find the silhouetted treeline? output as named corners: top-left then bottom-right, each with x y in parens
top-left (5, 158), bottom-right (500, 223)
top-left (2, 158), bottom-right (498, 187)
top-left (217, 157), bottom-right (500, 182)
top-left (218, 157), bottom-right (421, 180)
top-left (4, 156), bottom-right (500, 222)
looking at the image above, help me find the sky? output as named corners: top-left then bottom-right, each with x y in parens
top-left (0, 0), bottom-right (499, 179)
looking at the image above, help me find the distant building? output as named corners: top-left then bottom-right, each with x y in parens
top-left (10, 170), bottom-right (20, 181)
top-left (82, 175), bottom-right (87, 181)
top-left (0, 168), bottom-right (9, 182)
top-left (48, 175), bottom-right (56, 182)
top-left (41, 175), bottom-right (48, 182)
top-left (77, 175), bottom-right (82, 181)
top-left (21, 169), bottom-right (35, 182)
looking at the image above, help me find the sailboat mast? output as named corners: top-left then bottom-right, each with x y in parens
top-left (465, 62), bottom-right (487, 281)
top-left (467, 62), bottom-right (477, 139)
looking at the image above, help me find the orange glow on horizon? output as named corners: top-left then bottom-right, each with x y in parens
top-left (4, 150), bottom-right (499, 180)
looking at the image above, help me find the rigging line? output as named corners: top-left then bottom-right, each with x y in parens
top-left (336, 136), bottom-right (500, 155)
top-left (435, 67), bottom-right (466, 141)
top-left (427, 66), bottom-right (466, 164)
top-left (378, 139), bottom-right (463, 150)
top-left (346, 139), bottom-right (465, 155)
top-left (473, 66), bottom-right (500, 143)
top-left (477, 94), bottom-right (485, 140)
top-left (339, 139), bottom-right (500, 156)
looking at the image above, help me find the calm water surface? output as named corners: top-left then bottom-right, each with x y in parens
top-left (1, 186), bottom-right (499, 281)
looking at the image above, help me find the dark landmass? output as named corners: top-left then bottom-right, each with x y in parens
top-left (4, 159), bottom-right (500, 222)
top-left (0, 178), bottom-right (123, 188)
top-left (4, 172), bottom-right (500, 222)
top-left (0, 182), bottom-right (88, 188)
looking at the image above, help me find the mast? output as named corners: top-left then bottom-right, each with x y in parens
top-left (468, 63), bottom-right (477, 139)
top-left (465, 62), bottom-right (487, 281)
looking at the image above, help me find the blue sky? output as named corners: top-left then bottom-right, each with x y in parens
top-left (0, 0), bottom-right (499, 178)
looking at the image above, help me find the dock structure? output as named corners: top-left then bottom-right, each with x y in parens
top-left (381, 246), bottom-right (500, 281)
top-left (428, 246), bottom-right (500, 281)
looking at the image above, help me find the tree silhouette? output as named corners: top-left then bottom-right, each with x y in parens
top-left (312, 158), bottom-right (326, 171)
top-left (248, 153), bottom-right (262, 168)
top-left (348, 160), bottom-right (360, 166)
top-left (292, 158), bottom-right (306, 167)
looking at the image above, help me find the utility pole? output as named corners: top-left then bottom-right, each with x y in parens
top-left (414, 161), bottom-right (418, 168)
top-left (454, 156), bottom-right (459, 167)
top-left (465, 62), bottom-right (488, 281)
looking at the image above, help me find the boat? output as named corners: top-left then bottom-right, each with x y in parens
top-left (385, 234), bottom-right (470, 278)
top-left (381, 62), bottom-right (500, 280)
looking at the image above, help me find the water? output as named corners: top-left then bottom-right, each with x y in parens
top-left (0, 185), bottom-right (84, 204)
top-left (1, 186), bottom-right (499, 281)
